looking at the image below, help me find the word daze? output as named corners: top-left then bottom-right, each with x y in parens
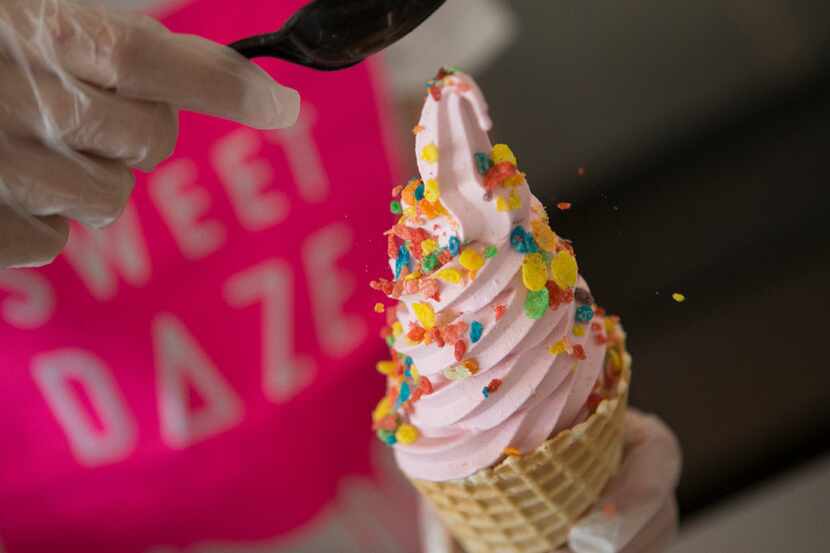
top-left (0, 110), bottom-right (373, 468)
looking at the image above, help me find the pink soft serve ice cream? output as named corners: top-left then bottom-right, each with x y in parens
top-left (370, 69), bottom-right (625, 482)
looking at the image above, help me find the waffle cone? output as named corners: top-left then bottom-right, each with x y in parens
top-left (411, 354), bottom-right (631, 553)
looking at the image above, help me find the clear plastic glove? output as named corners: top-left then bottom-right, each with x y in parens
top-left (420, 410), bottom-right (682, 553)
top-left (0, 0), bottom-right (300, 269)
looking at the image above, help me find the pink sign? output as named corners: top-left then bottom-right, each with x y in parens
top-left (0, 0), bottom-right (406, 551)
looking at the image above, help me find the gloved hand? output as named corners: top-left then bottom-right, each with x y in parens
top-left (0, 0), bottom-right (300, 269)
top-left (420, 410), bottom-right (682, 553)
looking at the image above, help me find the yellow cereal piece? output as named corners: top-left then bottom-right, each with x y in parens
top-left (492, 144), bottom-right (517, 166)
top-left (395, 423), bottom-right (420, 444)
top-left (392, 321), bottom-right (403, 337)
top-left (503, 447), bottom-right (522, 457)
top-left (521, 253), bottom-right (548, 291)
top-left (435, 268), bottom-right (462, 284)
top-left (373, 303), bottom-right (385, 313)
top-left (421, 143), bottom-right (439, 164)
top-left (573, 324), bottom-right (585, 337)
top-left (672, 292), bottom-right (686, 303)
top-left (549, 339), bottom-right (567, 355)
top-left (404, 271), bottom-right (422, 281)
top-left (376, 360), bottom-right (397, 375)
top-left (413, 302), bottom-right (436, 329)
top-left (421, 239), bottom-right (438, 255)
top-left (425, 179), bottom-right (441, 202)
top-left (459, 248), bottom-right (485, 272)
top-left (504, 173), bottom-right (525, 187)
top-left (604, 318), bottom-right (616, 335)
top-left (496, 195), bottom-right (510, 211)
top-left (403, 207), bottom-right (417, 219)
top-left (508, 189), bottom-right (521, 209)
top-left (608, 348), bottom-right (622, 370)
top-left (531, 219), bottom-right (558, 252)
top-left (372, 397), bottom-right (392, 422)
top-left (434, 201), bottom-right (449, 216)
top-left (551, 251), bottom-right (578, 289)
top-left (410, 364), bottom-right (420, 382)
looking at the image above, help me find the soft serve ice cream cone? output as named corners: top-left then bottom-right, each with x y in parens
top-left (370, 69), bottom-right (630, 552)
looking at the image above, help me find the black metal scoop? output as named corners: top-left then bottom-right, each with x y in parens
top-left (230, 0), bottom-right (446, 70)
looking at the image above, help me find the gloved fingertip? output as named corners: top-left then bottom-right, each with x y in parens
top-left (258, 83), bottom-right (300, 130)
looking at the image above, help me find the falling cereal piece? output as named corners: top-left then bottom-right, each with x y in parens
top-left (484, 245), bottom-right (498, 258)
top-left (572, 324), bottom-right (585, 337)
top-left (407, 325), bottom-right (426, 343)
top-left (425, 179), bottom-right (441, 202)
top-left (495, 196), bottom-right (510, 211)
top-left (522, 253), bottom-right (548, 291)
top-left (487, 378), bottom-right (503, 394)
top-left (373, 303), bottom-right (385, 313)
top-left (392, 322), bottom-right (403, 337)
top-left (503, 447), bottom-right (522, 457)
top-left (395, 423), bottom-right (420, 445)
top-left (413, 303), bottom-right (436, 329)
top-left (577, 167), bottom-right (585, 176)
top-left (459, 248), bottom-right (485, 272)
top-left (482, 387), bottom-right (490, 399)
top-left (524, 288), bottom-right (549, 319)
top-left (557, 202), bottom-right (572, 211)
top-left (551, 251), bottom-right (578, 290)
top-left (492, 144), bottom-right (517, 166)
top-left (572, 344), bottom-right (587, 360)
top-left (421, 143), bottom-right (439, 163)
top-left (435, 268), bottom-right (462, 284)
top-left (412, 124), bottom-right (425, 135)
top-left (390, 200), bottom-right (402, 214)
top-left (672, 292), bottom-right (686, 303)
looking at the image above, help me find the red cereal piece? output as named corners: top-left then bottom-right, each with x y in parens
top-left (590, 321), bottom-right (602, 332)
top-left (419, 376), bottom-right (433, 394)
top-left (377, 415), bottom-right (398, 431)
top-left (391, 185), bottom-right (404, 197)
top-left (594, 306), bottom-right (606, 317)
top-left (494, 304), bottom-right (507, 320)
top-left (429, 85), bottom-right (442, 101)
top-left (387, 235), bottom-right (399, 259)
top-left (454, 340), bottom-right (467, 362)
top-left (586, 392), bottom-right (602, 411)
top-left (403, 279), bottom-right (419, 294)
top-left (411, 388), bottom-right (424, 402)
top-left (438, 249), bottom-right (453, 264)
top-left (594, 334), bottom-right (608, 345)
top-left (487, 378), bottom-right (503, 393)
top-left (430, 327), bottom-right (445, 347)
top-left (557, 202), bottom-right (572, 211)
top-left (420, 279), bottom-right (440, 301)
top-left (386, 308), bottom-right (398, 326)
top-left (572, 344), bottom-right (587, 360)
top-left (407, 325), bottom-right (426, 342)
top-left (402, 401), bottom-right (415, 414)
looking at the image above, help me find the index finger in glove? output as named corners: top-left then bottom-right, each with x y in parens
top-left (1, 0), bottom-right (299, 130)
